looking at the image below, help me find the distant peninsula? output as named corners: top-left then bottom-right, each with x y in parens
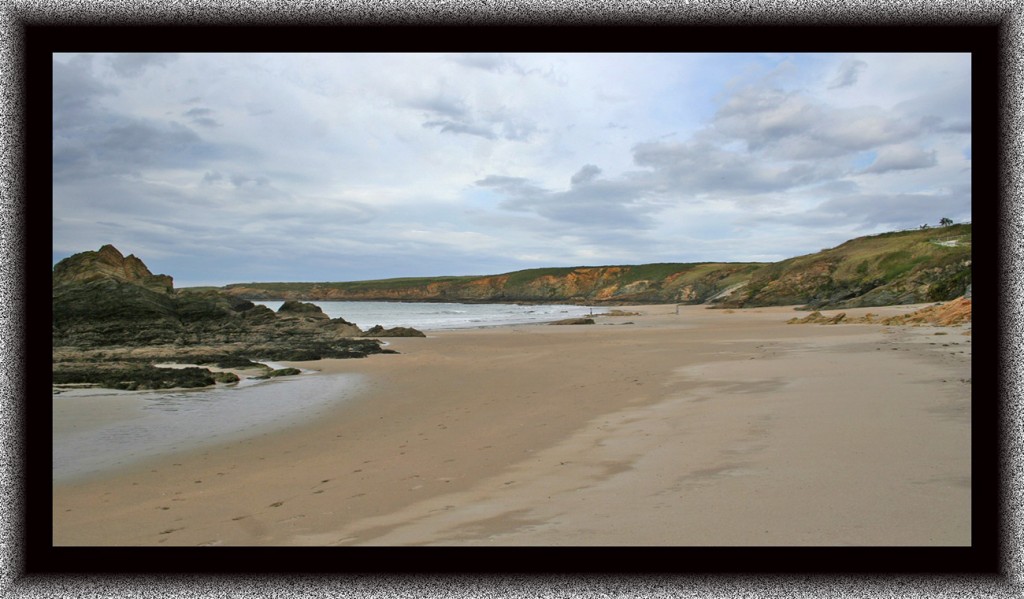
top-left (216, 224), bottom-right (972, 310)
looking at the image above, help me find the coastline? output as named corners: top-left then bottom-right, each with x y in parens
top-left (53, 303), bottom-right (971, 546)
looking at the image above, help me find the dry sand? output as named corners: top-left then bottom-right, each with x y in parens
top-left (52, 304), bottom-right (971, 546)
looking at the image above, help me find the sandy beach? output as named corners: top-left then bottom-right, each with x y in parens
top-left (52, 304), bottom-right (971, 546)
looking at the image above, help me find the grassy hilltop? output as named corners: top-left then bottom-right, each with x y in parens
top-left (218, 224), bottom-right (972, 309)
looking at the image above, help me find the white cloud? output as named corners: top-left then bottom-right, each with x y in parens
top-left (828, 59), bottom-right (868, 89)
top-left (861, 144), bottom-right (938, 174)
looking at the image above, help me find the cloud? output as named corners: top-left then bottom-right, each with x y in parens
top-left (631, 139), bottom-right (846, 196)
top-left (828, 59), bottom-right (868, 89)
top-left (861, 144), bottom-right (938, 174)
top-left (478, 168), bottom-right (661, 230)
top-left (94, 120), bottom-right (209, 171)
top-left (571, 164), bottom-right (602, 186)
top-left (52, 57), bottom-right (115, 128)
top-left (712, 83), bottom-right (929, 159)
top-left (406, 95), bottom-right (468, 120)
top-left (107, 53), bottom-right (178, 78)
top-left (746, 186), bottom-right (972, 231)
top-left (446, 53), bottom-right (511, 73)
top-left (423, 119), bottom-right (497, 140)
top-left (183, 107), bottom-right (221, 128)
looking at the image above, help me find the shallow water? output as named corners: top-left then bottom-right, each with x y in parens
top-left (53, 371), bottom-right (364, 483)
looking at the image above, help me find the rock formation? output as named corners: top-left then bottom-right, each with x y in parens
top-left (52, 245), bottom-right (417, 390)
top-left (549, 318), bottom-right (595, 325)
top-left (787, 297), bottom-right (972, 327)
top-left (362, 325), bottom-right (428, 337)
top-left (53, 244), bottom-right (174, 293)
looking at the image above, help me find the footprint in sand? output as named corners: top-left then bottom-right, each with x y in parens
top-left (159, 527), bottom-right (185, 535)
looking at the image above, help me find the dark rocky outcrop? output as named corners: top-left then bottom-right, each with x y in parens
top-left (549, 318), bottom-right (595, 325)
top-left (362, 325), bottom-right (427, 337)
top-left (52, 364), bottom-right (218, 391)
top-left (252, 367), bottom-right (303, 380)
top-left (277, 300), bottom-right (330, 319)
top-left (53, 245), bottom-right (401, 390)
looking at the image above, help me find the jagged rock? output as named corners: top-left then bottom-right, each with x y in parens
top-left (873, 297), bottom-right (972, 326)
top-left (362, 325), bottom-right (427, 337)
top-left (53, 244), bottom-right (173, 294)
top-left (787, 311), bottom-right (846, 325)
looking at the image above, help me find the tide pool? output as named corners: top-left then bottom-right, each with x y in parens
top-left (53, 371), bottom-right (365, 483)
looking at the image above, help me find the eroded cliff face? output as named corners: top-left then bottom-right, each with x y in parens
top-left (216, 225), bottom-right (972, 310)
top-left (220, 264), bottom-right (761, 305)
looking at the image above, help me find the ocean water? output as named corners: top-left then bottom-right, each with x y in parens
top-left (53, 368), bottom-right (365, 483)
top-left (255, 300), bottom-right (605, 331)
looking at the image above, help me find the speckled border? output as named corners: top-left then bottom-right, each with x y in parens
top-left (1, 1), bottom-right (1020, 597)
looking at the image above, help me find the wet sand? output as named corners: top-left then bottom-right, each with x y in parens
top-left (52, 304), bottom-right (971, 546)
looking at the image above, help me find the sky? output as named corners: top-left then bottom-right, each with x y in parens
top-left (52, 52), bottom-right (972, 288)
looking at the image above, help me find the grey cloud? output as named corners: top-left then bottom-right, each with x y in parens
top-left (571, 164), bottom-right (602, 186)
top-left (423, 119), bottom-right (497, 140)
top-left (190, 117), bottom-right (220, 128)
top-left (937, 120), bottom-right (971, 134)
top-left (53, 117), bottom-right (221, 182)
top-left (475, 175), bottom-right (546, 197)
top-left (108, 53), bottom-right (178, 78)
top-left (713, 84), bottom-right (928, 160)
top-left (715, 87), bottom-right (819, 150)
top-left (862, 146), bottom-right (938, 174)
top-left (230, 174), bottom-right (271, 188)
top-left (52, 59), bottom-right (116, 128)
top-left (412, 92), bottom-right (536, 142)
top-left (631, 140), bottom-right (841, 195)
top-left (98, 121), bottom-right (205, 164)
top-left (183, 107), bottom-right (221, 128)
top-left (407, 96), bottom-right (468, 120)
top-left (498, 118), bottom-right (537, 142)
top-left (828, 59), bottom-right (868, 89)
top-left (479, 172), bottom-right (658, 229)
top-left (768, 188), bottom-right (970, 231)
top-left (447, 53), bottom-right (510, 72)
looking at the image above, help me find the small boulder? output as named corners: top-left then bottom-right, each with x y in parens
top-left (362, 324), bottom-right (427, 337)
top-left (549, 318), bottom-right (595, 325)
top-left (277, 300), bottom-right (328, 319)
